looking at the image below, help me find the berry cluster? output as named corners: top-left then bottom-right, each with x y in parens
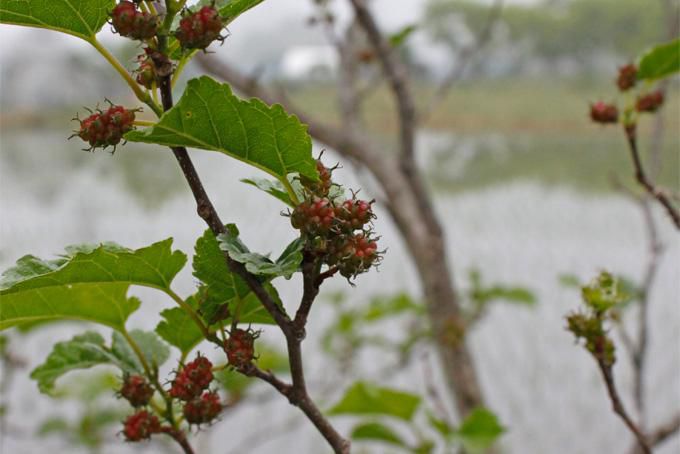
top-left (72, 104), bottom-right (137, 152)
top-left (290, 159), bottom-right (382, 280)
top-left (119, 374), bottom-right (154, 407)
top-left (183, 391), bottom-right (223, 425)
top-left (169, 355), bottom-right (214, 401)
top-left (176, 6), bottom-right (227, 50)
top-left (589, 63), bottom-right (665, 126)
top-left (225, 328), bottom-right (258, 368)
top-left (110, 1), bottom-right (159, 40)
top-left (123, 410), bottom-right (161, 441)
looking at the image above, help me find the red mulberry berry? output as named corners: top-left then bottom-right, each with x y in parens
top-left (183, 391), bottom-right (223, 425)
top-left (589, 101), bottom-right (618, 124)
top-left (301, 160), bottom-right (334, 197)
top-left (225, 329), bottom-right (256, 368)
top-left (175, 6), bottom-right (225, 50)
top-left (135, 54), bottom-right (156, 89)
top-left (616, 64), bottom-right (637, 91)
top-left (73, 104), bottom-right (137, 151)
top-left (120, 374), bottom-right (154, 407)
top-left (336, 233), bottom-right (380, 279)
top-left (111, 1), bottom-right (159, 41)
top-left (122, 410), bottom-right (160, 441)
top-left (291, 197), bottom-right (336, 235)
top-left (635, 90), bottom-right (664, 113)
top-left (169, 355), bottom-right (214, 401)
top-left (336, 199), bottom-right (374, 231)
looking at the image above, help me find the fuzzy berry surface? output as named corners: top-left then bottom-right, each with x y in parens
top-left (300, 160), bottom-right (334, 197)
top-left (335, 199), bottom-right (374, 232)
top-left (291, 197), bottom-right (336, 235)
top-left (75, 104), bottom-right (136, 151)
top-left (120, 374), bottom-right (154, 407)
top-left (226, 329), bottom-right (256, 367)
top-left (183, 391), bottom-right (223, 425)
top-left (589, 101), bottom-right (618, 124)
top-left (122, 410), bottom-right (161, 441)
top-left (169, 356), bottom-right (213, 401)
top-left (616, 64), bottom-right (637, 91)
top-left (135, 54), bottom-right (155, 89)
top-left (635, 90), bottom-right (664, 113)
top-left (333, 233), bottom-right (379, 279)
top-left (176, 6), bottom-right (225, 50)
top-left (111, 1), bottom-right (158, 40)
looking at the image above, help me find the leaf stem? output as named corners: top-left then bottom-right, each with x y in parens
top-left (282, 177), bottom-right (301, 206)
top-left (164, 288), bottom-right (212, 340)
top-left (89, 38), bottom-right (163, 117)
top-left (133, 120), bottom-right (156, 127)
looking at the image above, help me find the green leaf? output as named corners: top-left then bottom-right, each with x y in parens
top-left (389, 24), bottom-right (418, 48)
top-left (469, 269), bottom-right (536, 308)
top-left (329, 382), bottom-right (421, 421)
top-left (453, 408), bottom-right (505, 453)
top-left (30, 332), bottom-right (125, 394)
top-left (0, 0), bottom-right (114, 41)
top-left (581, 271), bottom-right (625, 313)
top-left (351, 421), bottom-right (406, 447)
top-left (637, 38), bottom-right (680, 81)
top-left (193, 228), bottom-right (277, 325)
top-left (156, 294), bottom-right (205, 356)
top-left (0, 239), bottom-right (186, 330)
top-left (427, 411), bottom-right (453, 438)
top-left (218, 230), bottom-right (303, 279)
top-left (111, 330), bottom-right (170, 374)
top-left (241, 177), bottom-right (295, 207)
top-left (126, 76), bottom-right (317, 183)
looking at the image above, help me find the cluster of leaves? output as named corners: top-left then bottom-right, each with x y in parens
top-left (329, 381), bottom-right (504, 453)
top-left (565, 271), bottom-right (627, 367)
top-left (589, 38), bottom-right (679, 126)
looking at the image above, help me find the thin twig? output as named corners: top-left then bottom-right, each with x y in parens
top-left (623, 124), bottom-right (680, 229)
top-left (420, 0), bottom-right (504, 121)
top-left (157, 52), bottom-right (350, 454)
top-left (596, 360), bottom-right (651, 454)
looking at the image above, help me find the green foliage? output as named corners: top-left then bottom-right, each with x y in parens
top-left (0, 240), bottom-right (186, 330)
top-left (193, 228), bottom-right (279, 325)
top-left (126, 76), bottom-right (317, 185)
top-left (111, 330), bottom-right (170, 373)
top-left (156, 295), bottom-right (204, 356)
top-left (218, 228), bottom-right (303, 279)
top-left (0, 0), bottom-right (114, 41)
top-left (389, 24), bottom-right (418, 48)
top-left (329, 382), bottom-right (421, 421)
top-left (468, 269), bottom-right (536, 308)
top-left (241, 177), bottom-right (296, 207)
top-left (637, 38), bottom-right (680, 81)
top-left (426, 0), bottom-right (666, 66)
top-left (454, 408), bottom-right (505, 453)
top-left (351, 422), bottom-right (407, 447)
top-left (581, 271), bottom-right (626, 314)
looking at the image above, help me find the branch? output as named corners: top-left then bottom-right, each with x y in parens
top-left (596, 360), bottom-right (651, 454)
top-left (420, 0), bottom-right (504, 121)
top-left (650, 413), bottom-right (680, 446)
top-left (160, 427), bottom-right (195, 454)
top-left (157, 59), bottom-right (349, 454)
top-left (624, 124), bottom-right (680, 229)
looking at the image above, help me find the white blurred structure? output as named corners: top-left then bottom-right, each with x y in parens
top-left (279, 45), bottom-right (339, 81)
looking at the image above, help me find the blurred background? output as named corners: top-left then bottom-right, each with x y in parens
top-left (0, 0), bottom-right (678, 453)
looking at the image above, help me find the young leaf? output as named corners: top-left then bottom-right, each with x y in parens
top-left (193, 228), bottom-right (277, 325)
top-left (389, 24), bottom-right (418, 48)
top-left (218, 230), bottom-right (303, 279)
top-left (637, 38), bottom-right (680, 81)
top-left (329, 382), bottom-right (421, 421)
top-left (0, 0), bottom-right (114, 41)
top-left (125, 76), bottom-right (317, 183)
top-left (0, 240), bottom-right (186, 330)
top-left (30, 332), bottom-right (126, 394)
top-left (351, 421), bottom-right (407, 447)
top-left (111, 330), bottom-right (170, 374)
top-left (241, 177), bottom-right (295, 207)
top-left (156, 295), bottom-right (205, 356)
top-left (453, 408), bottom-right (505, 453)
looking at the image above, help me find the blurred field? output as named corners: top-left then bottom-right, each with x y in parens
top-left (287, 78), bottom-right (680, 192)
